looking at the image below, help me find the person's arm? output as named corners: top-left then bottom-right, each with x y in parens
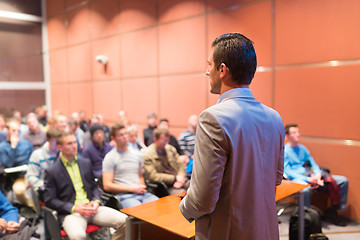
top-left (143, 157), bottom-right (176, 185)
top-left (139, 166), bottom-right (145, 185)
top-left (26, 150), bottom-right (43, 191)
top-left (304, 148), bottom-right (321, 175)
top-left (0, 191), bottom-right (18, 223)
top-left (180, 111), bottom-right (228, 222)
top-left (102, 172), bottom-right (146, 194)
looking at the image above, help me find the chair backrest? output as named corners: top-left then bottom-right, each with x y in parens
top-left (29, 186), bottom-right (42, 218)
top-left (43, 207), bottom-right (62, 240)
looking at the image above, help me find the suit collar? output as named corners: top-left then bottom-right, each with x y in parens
top-left (217, 88), bottom-right (254, 104)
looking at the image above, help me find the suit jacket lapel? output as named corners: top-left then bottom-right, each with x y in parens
top-left (57, 159), bottom-right (74, 190)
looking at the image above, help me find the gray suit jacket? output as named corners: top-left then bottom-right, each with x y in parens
top-left (180, 88), bottom-right (284, 240)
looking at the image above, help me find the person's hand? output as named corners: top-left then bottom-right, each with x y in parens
top-left (6, 221), bottom-right (20, 234)
top-left (308, 174), bottom-right (324, 186)
top-left (314, 174), bottom-right (324, 186)
top-left (173, 175), bottom-right (185, 189)
top-left (74, 204), bottom-right (96, 218)
top-left (87, 201), bottom-right (99, 212)
top-left (10, 133), bottom-right (19, 148)
top-left (132, 184), bottom-right (147, 195)
top-left (179, 155), bottom-right (189, 165)
top-left (0, 218), bottom-right (7, 232)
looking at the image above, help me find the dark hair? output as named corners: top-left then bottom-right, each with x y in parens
top-left (46, 127), bottom-right (63, 141)
top-left (153, 128), bottom-right (169, 140)
top-left (285, 123), bottom-right (298, 135)
top-left (159, 118), bottom-right (168, 124)
top-left (110, 122), bottom-right (125, 137)
top-left (212, 33), bottom-right (257, 85)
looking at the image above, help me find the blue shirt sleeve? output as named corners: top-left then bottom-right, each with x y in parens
top-left (0, 191), bottom-right (19, 223)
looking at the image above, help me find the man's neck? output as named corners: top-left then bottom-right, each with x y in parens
top-left (188, 126), bottom-right (195, 133)
top-left (116, 145), bottom-right (128, 152)
top-left (94, 141), bottom-right (103, 148)
top-left (290, 142), bottom-right (299, 148)
top-left (62, 153), bottom-right (75, 163)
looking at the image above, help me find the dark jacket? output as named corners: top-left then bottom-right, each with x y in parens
top-left (44, 156), bottom-right (100, 225)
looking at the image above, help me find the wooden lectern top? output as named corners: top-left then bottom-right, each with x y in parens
top-left (121, 181), bottom-right (308, 239)
top-left (121, 193), bottom-right (195, 239)
top-left (275, 180), bottom-right (309, 201)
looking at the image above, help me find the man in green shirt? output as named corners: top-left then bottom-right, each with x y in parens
top-left (44, 132), bottom-right (127, 240)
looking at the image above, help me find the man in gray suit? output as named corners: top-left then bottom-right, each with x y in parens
top-left (180, 33), bottom-right (285, 240)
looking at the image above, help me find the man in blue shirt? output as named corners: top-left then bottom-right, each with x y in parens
top-left (0, 118), bottom-right (34, 210)
top-left (284, 123), bottom-right (348, 225)
top-left (0, 190), bottom-right (19, 236)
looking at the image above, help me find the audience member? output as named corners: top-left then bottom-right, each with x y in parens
top-left (118, 110), bottom-right (130, 128)
top-left (178, 114), bottom-right (198, 174)
top-left (97, 114), bottom-right (111, 143)
top-left (0, 190), bottom-right (20, 236)
top-left (35, 105), bottom-right (48, 127)
top-left (143, 128), bottom-right (188, 195)
top-left (70, 112), bottom-right (85, 147)
top-left (26, 127), bottom-right (62, 198)
top-left (82, 114), bottom-right (101, 148)
top-left (102, 123), bottom-right (158, 208)
top-left (22, 114), bottom-right (46, 149)
top-left (0, 114), bottom-right (6, 133)
top-left (284, 123), bottom-right (348, 225)
top-left (158, 119), bottom-right (183, 155)
top-left (12, 110), bottom-right (28, 136)
top-left (0, 118), bottom-right (34, 210)
top-left (54, 114), bottom-right (68, 132)
top-left (82, 124), bottom-right (113, 179)
top-left (127, 124), bottom-right (145, 151)
top-left (44, 132), bottom-right (127, 240)
top-left (143, 112), bottom-right (157, 146)
top-left (68, 119), bottom-right (84, 154)
top-left (78, 111), bottom-right (89, 133)
top-left (178, 114), bottom-right (197, 158)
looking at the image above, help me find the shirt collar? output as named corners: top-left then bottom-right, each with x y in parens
top-left (60, 154), bottom-right (77, 166)
top-left (217, 88), bottom-right (254, 104)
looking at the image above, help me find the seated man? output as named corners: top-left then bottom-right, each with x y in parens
top-left (143, 128), bottom-right (189, 195)
top-left (177, 114), bottom-right (198, 174)
top-left (22, 114), bottom-right (46, 149)
top-left (284, 123), bottom-right (348, 225)
top-left (127, 124), bottom-right (146, 151)
top-left (26, 127), bottom-right (62, 200)
top-left (82, 124), bottom-right (113, 179)
top-left (102, 123), bottom-right (158, 208)
top-left (0, 118), bottom-right (34, 210)
top-left (143, 112), bottom-right (157, 147)
top-left (158, 118), bottom-right (183, 155)
top-left (44, 132), bottom-right (127, 240)
top-left (0, 190), bottom-right (20, 236)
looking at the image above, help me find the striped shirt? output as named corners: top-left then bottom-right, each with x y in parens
top-left (178, 130), bottom-right (195, 158)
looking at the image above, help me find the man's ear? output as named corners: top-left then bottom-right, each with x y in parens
top-left (219, 63), bottom-right (229, 78)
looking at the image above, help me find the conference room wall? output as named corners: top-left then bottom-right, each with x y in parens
top-left (46, 0), bottom-right (360, 219)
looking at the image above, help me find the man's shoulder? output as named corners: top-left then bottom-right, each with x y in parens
top-left (165, 144), bottom-right (177, 153)
top-left (104, 147), bottom-right (118, 159)
top-left (142, 144), bottom-right (156, 158)
top-left (19, 139), bottom-right (33, 148)
top-left (0, 140), bottom-right (9, 150)
top-left (46, 159), bottom-right (61, 173)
